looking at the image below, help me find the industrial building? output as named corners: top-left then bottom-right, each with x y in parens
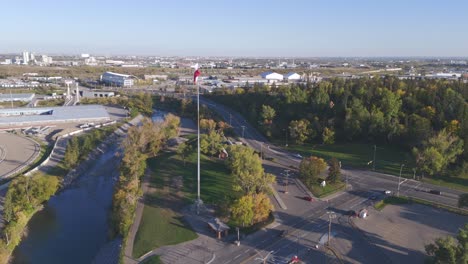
top-left (81, 90), bottom-right (115, 98)
top-left (101, 72), bottom-right (135, 87)
top-left (260, 71), bottom-right (283, 82)
top-left (0, 93), bottom-right (35, 102)
top-left (284, 72), bottom-right (301, 81)
top-left (0, 105), bottom-right (110, 128)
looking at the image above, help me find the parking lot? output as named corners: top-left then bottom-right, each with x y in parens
top-left (353, 203), bottom-right (468, 264)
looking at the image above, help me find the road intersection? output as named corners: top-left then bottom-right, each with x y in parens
top-left (197, 96), bottom-right (466, 263)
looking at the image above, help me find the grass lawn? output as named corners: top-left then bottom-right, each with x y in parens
top-left (132, 204), bottom-right (198, 258)
top-left (309, 181), bottom-right (346, 198)
top-left (374, 196), bottom-right (410, 210)
top-left (423, 176), bottom-right (468, 192)
top-left (141, 255), bottom-right (162, 264)
top-left (133, 150), bottom-right (235, 258)
top-left (285, 143), bottom-right (415, 177)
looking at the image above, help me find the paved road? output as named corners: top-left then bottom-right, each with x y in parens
top-left (196, 95), bottom-right (466, 263)
top-left (198, 96), bottom-right (465, 208)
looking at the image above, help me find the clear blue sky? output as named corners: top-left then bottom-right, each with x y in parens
top-left (1, 0), bottom-right (467, 57)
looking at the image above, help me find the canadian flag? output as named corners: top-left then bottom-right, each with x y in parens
top-left (192, 63), bottom-right (201, 84)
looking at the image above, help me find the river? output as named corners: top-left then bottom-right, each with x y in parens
top-left (11, 145), bottom-right (122, 264)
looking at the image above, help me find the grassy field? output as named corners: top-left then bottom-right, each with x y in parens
top-left (310, 181), bottom-right (346, 198)
top-left (133, 150), bottom-right (235, 258)
top-left (132, 203), bottom-right (198, 258)
top-left (374, 196), bottom-right (410, 210)
top-left (141, 255), bottom-right (162, 264)
top-left (285, 143), bottom-right (415, 177)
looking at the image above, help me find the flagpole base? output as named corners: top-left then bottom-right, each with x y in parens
top-left (195, 198), bottom-right (204, 215)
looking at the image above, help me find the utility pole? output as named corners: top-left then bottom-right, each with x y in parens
top-left (397, 164), bottom-right (405, 197)
top-left (260, 143), bottom-right (264, 160)
top-left (327, 212), bottom-right (336, 246)
top-left (283, 169), bottom-right (290, 194)
top-left (372, 145), bottom-right (376, 171)
top-left (241, 125), bottom-right (245, 138)
top-left (284, 127), bottom-right (288, 147)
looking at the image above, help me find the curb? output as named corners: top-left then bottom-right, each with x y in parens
top-left (269, 183), bottom-right (287, 210)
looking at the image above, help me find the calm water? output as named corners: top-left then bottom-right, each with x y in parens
top-left (11, 148), bottom-right (121, 264)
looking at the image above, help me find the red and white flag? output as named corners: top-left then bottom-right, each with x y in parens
top-left (192, 63), bottom-right (201, 84)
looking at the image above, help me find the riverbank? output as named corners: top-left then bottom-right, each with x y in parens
top-left (1, 116), bottom-right (143, 264)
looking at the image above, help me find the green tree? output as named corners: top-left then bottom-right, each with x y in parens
top-left (231, 195), bottom-right (254, 227)
top-left (260, 105), bottom-right (276, 124)
top-left (289, 119), bottom-right (311, 144)
top-left (176, 142), bottom-right (192, 166)
top-left (227, 145), bottom-right (275, 194)
top-left (63, 137), bottom-right (79, 169)
top-left (328, 158), bottom-right (341, 183)
top-left (200, 130), bottom-right (223, 157)
top-left (299, 156), bottom-right (327, 189)
top-left (322, 127), bottom-right (335, 145)
top-left (425, 224), bottom-right (468, 264)
top-left (413, 129), bottom-right (464, 176)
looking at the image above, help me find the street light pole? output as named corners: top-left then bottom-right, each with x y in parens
top-left (373, 145), bottom-right (376, 171)
top-left (283, 169), bottom-right (290, 194)
top-left (397, 164), bottom-right (405, 197)
top-left (327, 211), bottom-right (336, 246)
top-left (241, 125), bottom-right (245, 138)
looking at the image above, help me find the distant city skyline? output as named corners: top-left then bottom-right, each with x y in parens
top-left (1, 0), bottom-right (468, 57)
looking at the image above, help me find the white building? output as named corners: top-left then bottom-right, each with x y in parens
top-left (101, 72), bottom-right (134, 87)
top-left (81, 90), bottom-right (115, 98)
top-left (0, 93), bottom-right (35, 103)
top-left (260, 71), bottom-right (283, 82)
top-left (284, 72), bottom-right (301, 81)
top-left (22, 51), bottom-right (29, 64)
top-left (81, 53), bottom-right (90, 58)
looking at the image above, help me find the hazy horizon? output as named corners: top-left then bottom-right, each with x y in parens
top-left (1, 0), bottom-right (468, 57)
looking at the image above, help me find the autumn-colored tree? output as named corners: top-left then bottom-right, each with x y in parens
top-left (200, 119), bottom-right (217, 132)
top-left (176, 142), bottom-right (192, 166)
top-left (231, 195), bottom-right (254, 227)
top-left (253, 193), bottom-right (273, 223)
top-left (299, 156), bottom-right (327, 188)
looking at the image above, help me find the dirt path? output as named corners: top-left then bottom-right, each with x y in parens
top-left (123, 168), bottom-right (151, 264)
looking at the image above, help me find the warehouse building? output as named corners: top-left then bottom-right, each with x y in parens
top-left (0, 93), bottom-right (35, 102)
top-left (260, 71), bottom-right (284, 82)
top-left (0, 105), bottom-right (110, 128)
top-left (101, 72), bottom-right (135, 87)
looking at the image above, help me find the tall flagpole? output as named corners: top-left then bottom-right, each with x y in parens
top-left (197, 79), bottom-right (201, 214)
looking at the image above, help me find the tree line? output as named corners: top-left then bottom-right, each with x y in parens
top-left (110, 115), bottom-right (180, 241)
top-left (208, 77), bottom-right (468, 178)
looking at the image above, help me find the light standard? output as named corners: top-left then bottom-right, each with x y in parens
top-left (397, 164), bottom-right (405, 197)
top-left (372, 145), bottom-right (377, 171)
top-left (282, 169), bottom-right (291, 194)
top-left (241, 125), bottom-right (246, 138)
top-left (327, 212), bottom-right (336, 246)
top-left (283, 127), bottom-right (289, 147)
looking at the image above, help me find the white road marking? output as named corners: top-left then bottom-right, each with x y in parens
top-left (233, 254), bottom-right (242, 260)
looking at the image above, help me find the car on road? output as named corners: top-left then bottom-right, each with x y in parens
top-left (384, 190), bottom-right (391, 195)
top-left (279, 230), bottom-right (288, 237)
top-left (369, 195), bottom-right (378, 200)
top-left (293, 153), bottom-right (303, 159)
top-left (303, 196), bottom-right (315, 202)
top-left (429, 190), bottom-right (442, 195)
top-left (348, 210), bottom-right (358, 218)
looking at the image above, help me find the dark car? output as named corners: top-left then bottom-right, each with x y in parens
top-left (429, 190), bottom-right (442, 195)
top-left (348, 210), bottom-right (357, 217)
top-left (279, 230), bottom-right (288, 237)
top-left (304, 196), bottom-right (315, 202)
